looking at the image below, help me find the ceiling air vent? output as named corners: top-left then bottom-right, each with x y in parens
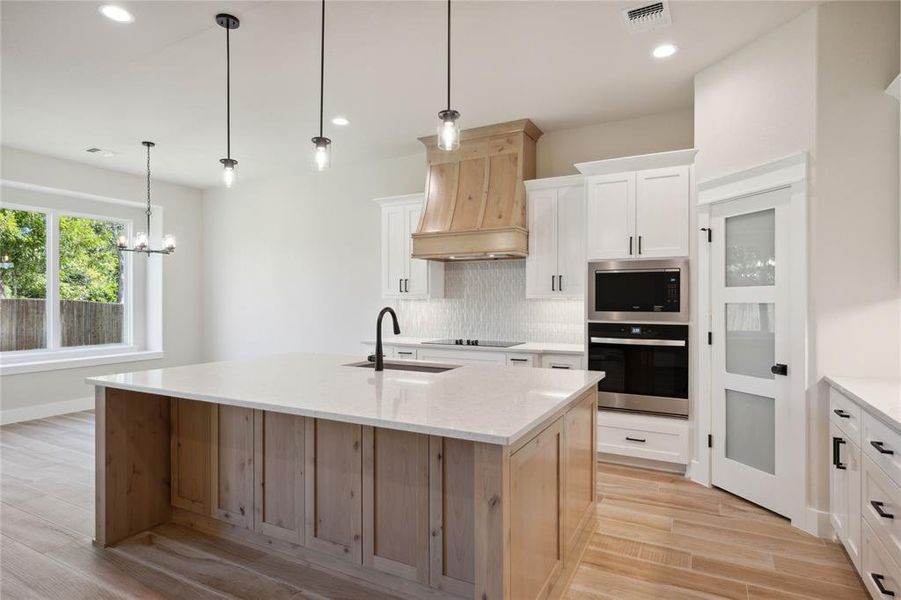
top-left (623, 1), bottom-right (672, 34)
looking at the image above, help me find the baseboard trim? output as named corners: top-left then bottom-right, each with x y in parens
top-left (0, 396), bottom-right (93, 425)
top-left (804, 506), bottom-right (833, 539)
top-left (687, 459), bottom-right (710, 487)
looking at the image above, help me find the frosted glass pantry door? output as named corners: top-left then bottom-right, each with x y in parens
top-left (711, 187), bottom-right (791, 518)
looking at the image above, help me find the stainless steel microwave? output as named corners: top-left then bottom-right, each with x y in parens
top-left (587, 259), bottom-right (689, 322)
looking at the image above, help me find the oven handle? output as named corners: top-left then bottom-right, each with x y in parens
top-left (590, 337), bottom-right (686, 347)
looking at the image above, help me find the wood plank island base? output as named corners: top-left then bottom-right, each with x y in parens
top-left (89, 353), bottom-right (603, 600)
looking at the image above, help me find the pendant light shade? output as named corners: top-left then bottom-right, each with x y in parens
top-left (436, 0), bottom-right (460, 151)
top-left (217, 13), bottom-right (240, 187)
top-left (312, 0), bottom-right (331, 170)
top-left (117, 141), bottom-right (175, 256)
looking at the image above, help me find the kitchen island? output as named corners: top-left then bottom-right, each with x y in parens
top-left (88, 353), bottom-right (602, 600)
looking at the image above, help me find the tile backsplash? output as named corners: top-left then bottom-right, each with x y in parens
top-left (396, 260), bottom-right (583, 343)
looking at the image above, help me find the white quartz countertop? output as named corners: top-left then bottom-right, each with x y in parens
top-left (361, 336), bottom-right (585, 355)
top-left (825, 376), bottom-right (901, 429)
top-left (88, 353), bottom-right (603, 446)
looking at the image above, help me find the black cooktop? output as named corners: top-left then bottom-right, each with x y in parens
top-left (423, 339), bottom-right (524, 348)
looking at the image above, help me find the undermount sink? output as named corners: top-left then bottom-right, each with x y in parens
top-left (345, 360), bottom-right (458, 374)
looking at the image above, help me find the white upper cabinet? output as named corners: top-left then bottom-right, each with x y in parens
top-left (376, 194), bottom-right (444, 299)
top-left (585, 172), bottom-right (636, 260)
top-left (525, 176), bottom-right (585, 299)
top-left (635, 166), bottom-right (690, 257)
top-left (577, 149), bottom-right (696, 261)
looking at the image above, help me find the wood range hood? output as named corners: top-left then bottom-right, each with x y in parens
top-left (412, 119), bottom-right (542, 261)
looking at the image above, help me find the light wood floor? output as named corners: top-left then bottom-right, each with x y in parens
top-left (1, 411), bottom-right (865, 600)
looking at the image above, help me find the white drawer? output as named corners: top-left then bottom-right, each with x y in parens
top-left (506, 354), bottom-right (536, 367)
top-left (416, 348), bottom-right (506, 366)
top-left (862, 519), bottom-right (901, 599)
top-left (864, 412), bottom-right (901, 488)
top-left (830, 386), bottom-right (862, 445)
top-left (540, 354), bottom-right (584, 370)
top-left (864, 453), bottom-right (901, 569)
top-left (392, 347), bottom-right (418, 360)
top-left (597, 412), bottom-right (688, 465)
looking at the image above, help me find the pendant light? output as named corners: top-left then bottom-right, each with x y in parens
top-left (117, 142), bottom-right (176, 255)
top-left (216, 13), bottom-right (240, 187)
top-left (311, 0), bottom-right (331, 171)
top-left (437, 0), bottom-right (460, 151)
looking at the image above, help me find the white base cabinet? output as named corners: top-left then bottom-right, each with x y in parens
top-left (375, 194), bottom-right (444, 299)
top-left (362, 344), bottom-right (585, 371)
top-left (829, 381), bottom-right (901, 594)
top-left (596, 411), bottom-right (689, 466)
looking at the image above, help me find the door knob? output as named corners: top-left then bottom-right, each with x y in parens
top-left (771, 363), bottom-right (788, 376)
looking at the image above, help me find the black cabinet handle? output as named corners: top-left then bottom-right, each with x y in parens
top-left (629, 236), bottom-right (633, 255)
top-left (873, 573), bottom-right (896, 596)
top-left (625, 436), bottom-right (646, 443)
top-left (551, 365), bottom-right (571, 369)
top-left (833, 436), bottom-right (846, 469)
top-left (551, 275), bottom-right (556, 291)
top-left (872, 501), bottom-right (895, 519)
top-left (833, 408), bottom-right (851, 419)
top-left (771, 363), bottom-right (788, 376)
top-left (399, 278), bottom-right (402, 293)
top-left (559, 275), bottom-right (563, 291)
top-left (872, 440), bottom-right (895, 455)
top-left (397, 351), bottom-right (414, 356)
top-left (510, 358), bottom-right (528, 363)
top-left (638, 235), bottom-right (642, 254)
top-left (404, 278), bottom-right (409, 293)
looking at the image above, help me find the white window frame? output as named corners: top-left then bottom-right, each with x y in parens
top-left (0, 200), bottom-right (162, 374)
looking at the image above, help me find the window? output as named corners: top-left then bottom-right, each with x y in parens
top-left (0, 208), bottom-right (48, 350)
top-left (1, 203), bottom-right (139, 367)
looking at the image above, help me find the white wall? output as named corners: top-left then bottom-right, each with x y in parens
top-left (694, 2), bottom-right (900, 528)
top-left (202, 152), bottom-right (424, 360)
top-left (0, 146), bottom-right (204, 419)
top-left (537, 108), bottom-right (694, 178)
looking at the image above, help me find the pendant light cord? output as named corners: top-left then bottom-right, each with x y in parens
top-left (145, 144), bottom-right (152, 237)
top-left (446, 0), bottom-right (451, 110)
top-left (226, 27), bottom-right (231, 160)
top-left (319, 0), bottom-right (325, 138)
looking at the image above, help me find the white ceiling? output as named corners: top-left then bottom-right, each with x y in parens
top-left (1, 1), bottom-right (812, 189)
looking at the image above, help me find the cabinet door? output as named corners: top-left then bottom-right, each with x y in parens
top-left (254, 411), bottom-right (304, 544)
top-left (845, 435), bottom-right (862, 569)
top-left (526, 189), bottom-right (559, 298)
top-left (211, 405), bottom-right (255, 529)
top-left (635, 166), bottom-right (689, 257)
top-left (405, 206), bottom-right (429, 297)
top-left (417, 348), bottom-right (506, 366)
top-left (382, 205), bottom-right (407, 298)
top-left (510, 418), bottom-right (564, 600)
top-left (556, 184), bottom-right (586, 297)
top-left (585, 173), bottom-right (635, 260)
top-left (563, 392), bottom-right (596, 555)
top-left (830, 422), bottom-right (849, 544)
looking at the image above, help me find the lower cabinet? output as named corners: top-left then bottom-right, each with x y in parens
top-left (304, 418), bottom-right (363, 562)
top-left (362, 427), bottom-right (430, 583)
top-left (829, 421), bottom-right (861, 568)
top-left (169, 392), bottom-right (597, 599)
top-left (510, 418), bottom-right (564, 600)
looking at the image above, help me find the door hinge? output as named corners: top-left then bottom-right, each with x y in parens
top-left (708, 434), bottom-right (713, 448)
top-left (700, 227), bottom-right (712, 243)
top-left (707, 331), bottom-right (713, 345)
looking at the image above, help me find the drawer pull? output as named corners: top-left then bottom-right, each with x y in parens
top-left (872, 440), bottom-right (895, 455)
top-left (833, 436), bottom-right (846, 469)
top-left (872, 573), bottom-right (896, 596)
top-left (550, 365), bottom-right (571, 369)
top-left (625, 436), bottom-right (646, 443)
top-left (397, 351), bottom-right (414, 356)
top-left (871, 500), bottom-right (895, 519)
top-left (510, 358), bottom-right (528, 363)
top-left (833, 408), bottom-right (851, 419)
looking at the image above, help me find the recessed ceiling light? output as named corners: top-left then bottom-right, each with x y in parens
top-left (652, 43), bottom-right (678, 59)
top-left (331, 116), bottom-right (350, 126)
top-left (99, 5), bottom-right (134, 23)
